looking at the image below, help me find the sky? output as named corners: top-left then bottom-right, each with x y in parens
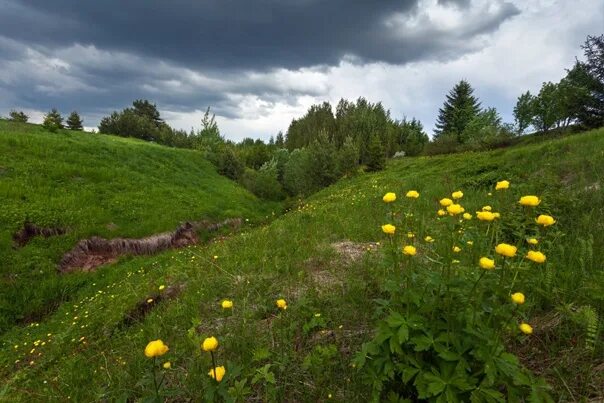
top-left (0, 0), bottom-right (602, 141)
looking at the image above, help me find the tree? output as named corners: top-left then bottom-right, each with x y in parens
top-left (397, 118), bottom-right (429, 156)
top-left (365, 134), bottom-right (385, 171)
top-left (132, 99), bottom-right (163, 127)
top-left (275, 131), bottom-right (285, 148)
top-left (283, 148), bottom-right (316, 196)
top-left (66, 111), bottom-right (83, 130)
top-left (8, 110), bottom-right (28, 123)
top-left (308, 131), bottom-right (338, 187)
top-left (532, 82), bottom-right (560, 133)
top-left (337, 136), bottom-right (359, 176)
top-left (43, 108), bottom-right (64, 132)
top-left (513, 91), bottom-right (535, 134)
top-left (434, 80), bottom-right (481, 143)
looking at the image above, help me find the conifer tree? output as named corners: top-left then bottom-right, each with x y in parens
top-left (66, 111), bottom-right (84, 130)
top-left (434, 80), bottom-right (481, 143)
top-left (365, 134), bottom-right (385, 171)
top-left (43, 108), bottom-right (64, 132)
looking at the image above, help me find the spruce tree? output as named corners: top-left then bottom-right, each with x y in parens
top-left (365, 134), bottom-right (385, 172)
top-left (42, 108), bottom-right (64, 132)
top-left (66, 111), bottom-right (84, 130)
top-left (434, 80), bottom-right (481, 143)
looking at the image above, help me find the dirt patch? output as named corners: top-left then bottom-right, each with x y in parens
top-left (331, 241), bottom-right (379, 264)
top-left (59, 218), bottom-right (242, 273)
top-left (120, 283), bottom-right (186, 327)
top-left (12, 222), bottom-right (67, 248)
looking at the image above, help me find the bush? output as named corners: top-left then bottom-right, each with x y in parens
top-left (9, 110), bottom-right (28, 123)
top-left (240, 162), bottom-right (285, 201)
top-left (42, 108), bottom-right (64, 132)
top-left (283, 148), bottom-right (317, 196)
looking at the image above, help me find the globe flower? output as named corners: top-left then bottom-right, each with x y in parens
top-left (495, 180), bottom-right (510, 190)
top-left (519, 323), bottom-right (533, 335)
top-left (511, 292), bottom-right (525, 305)
top-left (402, 245), bottom-right (417, 256)
top-left (476, 211), bottom-right (496, 221)
top-left (202, 337), bottom-right (219, 352)
top-left (383, 192), bottom-right (396, 203)
top-left (452, 190), bottom-right (463, 199)
top-left (163, 361), bottom-right (171, 369)
top-left (527, 238), bottom-right (539, 245)
top-left (495, 243), bottom-right (517, 258)
top-left (463, 213), bottom-right (472, 220)
top-left (452, 246), bottom-right (461, 253)
top-left (406, 190), bottom-right (420, 198)
top-left (437, 209), bottom-right (447, 217)
top-left (424, 236), bottom-right (434, 243)
top-left (535, 214), bottom-right (556, 227)
top-left (381, 224), bottom-right (396, 235)
top-left (526, 250), bottom-right (546, 263)
top-left (519, 195), bottom-right (541, 207)
top-left (493, 212), bottom-right (501, 219)
top-left (158, 285), bottom-right (165, 291)
top-left (276, 299), bottom-right (287, 310)
top-left (482, 205), bottom-right (492, 211)
top-left (446, 204), bottom-right (464, 215)
top-left (144, 340), bottom-right (169, 358)
top-left (221, 300), bottom-right (233, 309)
top-left (439, 198), bottom-right (453, 207)
top-left (466, 240), bottom-right (474, 246)
top-left (208, 366), bottom-right (226, 382)
top-left (479, 257), bottom-right (495, 270)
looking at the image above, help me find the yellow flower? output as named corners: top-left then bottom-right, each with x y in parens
top-left (452, 246), bottom-right (461, 253)
top-left (221, 300), bottom-right (233, 309)
top-left (402, 245), bottom-right (417, 256)
top-left (493, 212), bottom-right (501, 219)
top-left (276, 299), bottom-right (288, 310)
top-left (519, 323), bottom-right (533, 335)
top-left (437, 209), bottom-right (447, 217)
top-left (466, 240), bottom-right (474, 246)
top-left (158, 285), bottom-right (165, 291)
top-left (519, 195), bottom-right (541, 207)
top-left (381, 224), bottom-right (396, 235)
top-left (407, 232), bottom-right (415, 238)
top-left (144, 340), bottom-right (169, 358)
top-left (383, 192), bottom-right (396, 203)
top-left (208, 365), bottom-right (226, 382)
top-left (463, 212), bottom-right (472, 220)
top-left (527, 238), bottom-right (538, 245)
top-left (511, 292), bottom-right (525, 304)
top-left (147, 298), bottom-right (153, 304)
top-left (535, 214), bottom-right (556, 227)
top-left (439, 198), bottom-right (453, 207)
top-left (482, 205), bottom-right (492, 211)
top-left (424, 236), bottom-right (434, 243)
top-left (476, 211), bottom-right (496, 221)
top-left (495, 243), bottom-right (517, 258)
top-left (479, 257), bottom-right (495, 270)
top-left (202, 337), bottom-right (219, 352)
top-left (526, 250), bottom-right (546, 263)
top-left (163, 361), bottom-right (171, 369)
top-left (452, 190), bottom-right (463, 199)
top-left (446, 204), bottom-right (464, 215)
top-left (406, 190), bottom-right (420, 198)
top-left (495, 180), bottom-right (510, 190)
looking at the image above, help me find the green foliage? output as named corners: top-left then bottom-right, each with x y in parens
top-left (366, 134), bottom-right (386, 172)
top-left (240, 162), bottom-right (285, 201)
top-left (514, 91), bottom-right (534, 134)
top-left (8, 110), bottom-right (28, 123)
top-left (337, 136), bottom-right (360, 176)
top-left (434, 80), bottom-right (481, 143)
top-left (282, 148), bottom-right (316, 196)
top-left (65, 111), bottom-right (83, 131)
top-left (286, 102), bottom-right (336, 150)
top-left (42, 108), bottom-right (64, 132)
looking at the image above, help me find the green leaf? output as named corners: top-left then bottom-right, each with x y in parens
top-left (411, 335), bottom-right (434, 351)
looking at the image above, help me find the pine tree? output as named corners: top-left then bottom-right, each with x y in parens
top-left (434, 80), bottom-right (481, 143)
top-left (275, 131), bottom-right (285, 148)
top-left (43, 108), bottom-right (64, 132)
top-left (365, 134), bottom-right (385, 172)
top-left (66, 111), bottom-right (83, 130)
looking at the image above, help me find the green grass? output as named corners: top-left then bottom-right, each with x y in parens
top-left (0, 123), bottom-right (602, 401)
top-left (0, 120), bottom-right (280, 332)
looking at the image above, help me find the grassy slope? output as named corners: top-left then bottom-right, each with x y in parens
top-left (0, 120), bottom-right (279, 332)
top-left (0, 127), bottom-right (603, 401)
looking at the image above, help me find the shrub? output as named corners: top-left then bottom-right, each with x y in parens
top-left (42, 108), bottom-right (64, 132)
top-left (8, 110), bottom-right (28, 123)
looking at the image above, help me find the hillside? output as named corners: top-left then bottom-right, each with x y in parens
top-left (0, 125), bottom-right (603, 401)
top-left (0, 120), bottom-right (279, 332)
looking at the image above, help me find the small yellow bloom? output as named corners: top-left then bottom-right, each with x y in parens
top-left (479, 257), bottom-right (495, 270)
top-left (447, 204), bottom-right (464, 215)
top-left (527, 238), bottom-right (538, 245)
top-left (466, 240), bottom-right (474, 246)
top-left (535, 215), bottom-right (556, 227)
top-left (276, 299), bottom-right (288, 310)
top-left (511, 292), bottom-right (525, 304)
top-left (493, 212), bottom-right (501, 219)
top-left (213, 255), bottom-right (218, 260)
top-left (482, 205), bottom-right (492, 211)
top-left (437, 209), bottom-right (447, 217)
top-left (208, 365), bottom-right (226, 382)
top-left (463, 212), bottom-right (472, 220)
top-left (163, 361), bottom-right (171, 369)
top-left (202, 337), bottom-right (219, 352)
top-left (452, 259), bottom-right (460, 264)
top-left (144, 340), bottom-right (169, 358)
top-left (495, 243), bottom-right (517, 258)
top-left (383, 192), bottom-right (396, 203)
top-left (402, 245), bottom-right (417, 256)
top-left (495, 180), bottom-right (510, 190)
top-left (381, 224), bottom-right (396, 235)
top-left (407, 232), bottom-right (415, 238)
top-left (158, 285), bottom-right (165, 291)
top-left (424, 236), bottom-right (434, 243)
top-left (519, 195), bottom-right (541, 207)
top-left (452, 246), bottom-right (461, 253)
top-left (406, 190), bottom-right (420, 198)
top-left (452, 190), bottom-right (463, 199)
top-left (147, 298), bottom-right (153, 304)
top-left (476, 211), bottom-right (496, 221)
top-left (526, 250), bottom-right (546, 263)
top-left (519, 323), bottom-right (533, 335)
top-left (221, 300), bottom-right (233, 309)
top-left (439, 198), bottom-right (453, 207)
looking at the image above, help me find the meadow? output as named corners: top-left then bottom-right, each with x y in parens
top-left (0, 122), bottom-right (603, 401)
